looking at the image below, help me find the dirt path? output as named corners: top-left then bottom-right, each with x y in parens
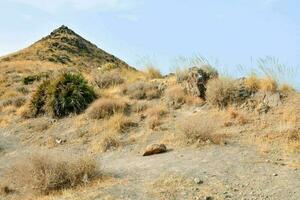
top-left (98, 143), bottom-right (300, 200)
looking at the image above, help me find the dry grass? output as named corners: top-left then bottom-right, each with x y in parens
top-left (259, 77), bottom-right (278, 92)
top-left (145, 66), bottom-right (163, 79)
top-left (280, 84), bottom-right (295, 94)
top-left (206, 78), bottom-right (237, 108)
top-left (131, 100), bottom-right (148, 113)
top-left (122, 81), bottom-right (162, 100)
top-left (226, 106), bottom-right (248, 125)
top-left (3, 152), bottom-right (99, 196)
top-left (90, 134), bottom-right (121, 153)
top-left (94, 70), bottom-right (124, 89)
top-left (146, 105), bottom-right (168, 130)
top-left (107, 113), bottom-right (138, 133)
top-left (180, 112), bottom-right (227, 145)
top-left (244, 75), bottom-right (260, 92)
top-left (165, 85), bottom-right (186, 108)
top-left (87, 98), bottom-right (129, 119)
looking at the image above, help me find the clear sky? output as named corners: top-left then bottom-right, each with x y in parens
top-left (0, 0), bottom-right (299, 87)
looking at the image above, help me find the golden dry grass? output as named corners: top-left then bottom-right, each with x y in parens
top-left (90, 134), bottom-right (121, 153)
top-left (146, 105), bottom-right (169, 130)
top-left (244, 75), bottom-right (260, 92)
top-left (107, 113), bottom-right (138, 133)
top-left (259, 77), bottom-right (278, 92)
top-left (165, 85), bottom-right (186, 108)
top-left (144, 66), bottom-right (163, 79)
top-left (3, 152), bottom-right (99, 196)
top-left (180, 111), bottom-right (227, 146)
top-left (87, 98), bottom-right (129, 119)
top-left (206, 77), bottom-right (237, 108)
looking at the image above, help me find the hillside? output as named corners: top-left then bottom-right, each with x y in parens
top-left (0, 27), bottom-right (299, 200)
top-left (0, 25), bottom-right (130, 70)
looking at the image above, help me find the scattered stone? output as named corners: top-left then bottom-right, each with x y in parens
top-left (143, 144), bottom-right (167, 156)
top-left (204, 196), bottom-right (213, 200)
top-left (272, 173), bottom-right (278, 177)
top-left (193, 177), bottom-right (203, 184)
top-left (55, 138), bottom-right (66, 144)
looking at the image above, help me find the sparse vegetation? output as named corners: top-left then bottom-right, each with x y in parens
top-left (94, 70), bottom-right (124, 89)
top-left (122, 81), bottom-right (162, 100)
top-left (165, 85), bottom-right (186, 108)
top-left (87, 98), bottom-right (129, 119)
top-left (259, 77), bottom-right (278, 93)
top-left (4, 153), bottom-right (98, 195)
top-left (107, 113), bottom-right (138, 133)
top-left (206, 77), bottom-right (238, 108)
top-left (145, 66), bottom-right (163, 79)
top-left (180, 112), bottom-right (227, 145)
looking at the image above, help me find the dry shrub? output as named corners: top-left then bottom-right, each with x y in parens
top-left (146, 105), bottom-right (168, 118)
top-left (206, 78), bottom-right (237, 108)
top-left (94, 70), bottom-right (124, 89)
top-left (180, 112), bottom-right (227, 145)
top-left (87, 98), bottom-right (129, 119)
top-left (227, 106), bottom-right (248, 125)
top-left (107, 114), bottom-right (138, 133)
top-left (91, 135), bottom-right (121, 153)
top-left (184, 95), bottom-right (204, 106)
top-left (122, 81), bottom-right (162, 100)
top-left (259, 77), bottom-right (277, 93)
top-left (145, 66), bottom-right (163, 79)
top-left (131, 100), bottom-right (148, 113)
top-left (4, 153), bottom-right (98, 195)
top-left (244, 75), bottom-right (260, 93)
top-left (165, 85), bottom-right (186, 108)
top-left (280, 84), bottom-right (295, 94)
top-left (146, 105), bottom-right (168, 130)
top-left (16, 103), bottom-right (32, 118)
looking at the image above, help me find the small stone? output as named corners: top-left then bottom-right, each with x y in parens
top-left (204, 196), bottom-right (213, 200)
top-left (272, 173), bottom-right (278, 176)
top-left (194, 178), bottom-right (203, 184)
top-left (143, 144), bottom-right (167, 156)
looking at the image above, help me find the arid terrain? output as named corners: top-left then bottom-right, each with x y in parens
top-left (0, 26), bottom-right (299, 200)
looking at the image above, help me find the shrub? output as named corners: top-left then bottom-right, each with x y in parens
top-left (206, 78), bottom-right (237, 108)
top-left (29, 73), bottom-right (96, 118)
top-left (180, 113), bottom-right (226, 145)
top-left (280, 84), bottom-right (295, 94)
top-left (107, 114), bottom-right (138, 133)
top-left (145, 66), bottom-right (163, 79)
top-left (122, 81), bottom-right (162, 100)
top-left (244, 75), bottom-right (260, 93)
top-left (146, 105), bottom-right (168, 130)
top-left (94, 70), bottom-right (124, 89)
top-left (4, 153), bottom-right (98, 195)
top-left (259, 77), bottom-right (278, 93)
top-left (165, 85), bottom-right (186, 108)
top-left (30, 80), bottom-right (50, 117)
top-left (87, 98), bottom-right (129, 119)
top-left (23, 75), bottom-right (39, 85)
top-left (131, 100), bottom-right (148, 113)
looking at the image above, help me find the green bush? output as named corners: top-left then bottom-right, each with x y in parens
top-left (47, 73), bottom-right (96, 117)
top-left (30, 80), bottom-right (50, 117)
top-left (30, 73), bottom-right (96, 118)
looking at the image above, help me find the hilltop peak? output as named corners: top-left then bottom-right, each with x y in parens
top-left (0, 26), bottom-right (130, 69)
top-left (50, 25), bottom-right (75, 36)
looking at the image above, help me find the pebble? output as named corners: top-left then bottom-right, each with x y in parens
top-left (272, 173), bottom-right (278, 176)
top-left (194, 178), bottom-right (204, 184)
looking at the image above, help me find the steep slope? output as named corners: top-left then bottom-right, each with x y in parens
top-left (0, 25), bottom-right (130, 69)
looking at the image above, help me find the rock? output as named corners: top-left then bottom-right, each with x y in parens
top-left (180, 66), bottom-right (218, 99)
top-left (194, 177), bottom-right (204, 184)
top-left (143, 144), bottom-right (167, 156)
top-left (272, 173), bottom-right (278, 177)
top-left (204, 196), bottom-right (213, 200)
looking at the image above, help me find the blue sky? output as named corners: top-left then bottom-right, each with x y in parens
top-left (0, 0), bottom-right (299, 87)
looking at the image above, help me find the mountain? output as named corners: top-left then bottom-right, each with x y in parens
top-left (0, 25), bottom-right (130, 69)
